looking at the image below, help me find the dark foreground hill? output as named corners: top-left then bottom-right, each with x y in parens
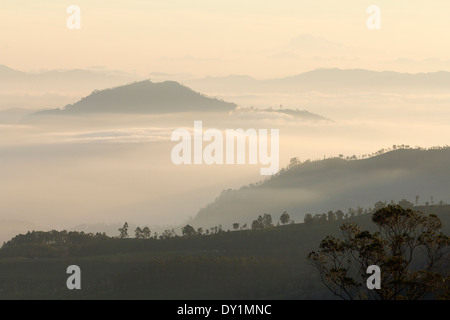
top-left (0, 205), bottom-right (448, 299)
top-left (191, 148), bottom-right (450, 228)
top-left (33, 80), bottom-right (236, 115)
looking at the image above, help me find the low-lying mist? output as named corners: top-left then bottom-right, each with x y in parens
top-left (1, 92), bottom-right (450, 242)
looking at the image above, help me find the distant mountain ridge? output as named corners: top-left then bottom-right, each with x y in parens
top-left (0, 65), bottom-right (136, 94)
top-left (185, 69), bottom-right (450, 94)
top-left (34, 80), bottom-right (237, 115)
top-left (190, 148), bottom-right (450, 228)
top-left (4, 65), bottom-right (449, 95)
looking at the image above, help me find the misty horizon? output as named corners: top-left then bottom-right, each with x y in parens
top-left (1, 70), bottom-right (450, 242)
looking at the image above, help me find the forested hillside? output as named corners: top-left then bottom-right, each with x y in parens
top-left (191, 148), bottom-right (450, 228)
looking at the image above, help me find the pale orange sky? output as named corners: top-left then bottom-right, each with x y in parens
top-left (1, 0), bottom-right (449, 78)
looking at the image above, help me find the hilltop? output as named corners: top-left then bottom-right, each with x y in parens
top-left (33, 80), bottom-right (237, 115)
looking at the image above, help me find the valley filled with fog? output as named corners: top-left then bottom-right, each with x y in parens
top-left (1, 70), bottom-right (450, 243)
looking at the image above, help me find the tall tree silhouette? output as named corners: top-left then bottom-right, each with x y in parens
top-left (118, 222), bottom-right (129, 239)
top-left (280, 211), bottom-right (290, 225)
top-left (308, 205), bottom-right (449, 300)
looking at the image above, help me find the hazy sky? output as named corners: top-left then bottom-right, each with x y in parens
top-left (1, 0), bottom-right (450, 78)
top-left (1, 1), bottom-right (450, 240)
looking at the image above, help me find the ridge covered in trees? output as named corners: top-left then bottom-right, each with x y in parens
top-left (191, 147), bottom-right (450, 228)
